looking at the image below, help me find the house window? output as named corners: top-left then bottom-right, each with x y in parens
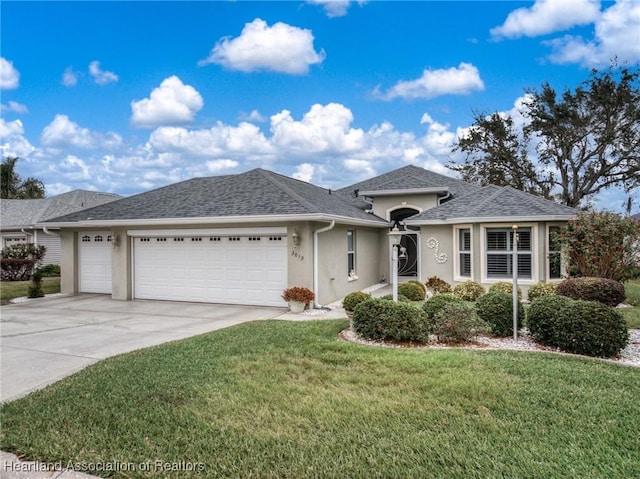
top-left (458, 228), bottom-right (471, 277)
top-left (347, 230), bottom-right (356, 278)
top-left (548, 226), bottom-right (562, 280)
top-left (486, 228), bottom-right (532, 279)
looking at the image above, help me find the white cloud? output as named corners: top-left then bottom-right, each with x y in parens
top-left (379, 63), bottom-right (485, 100)
top-left (148, 121), bottom-right (273, 159)
top-left (199, 18), bottom-right (325, 74)
top-left (0, 57), bottom-right (20, 89)
top-left (270, 103), bottom-right (364, 156)
top-left (62, 66), bottom-right (79, 87)
top-left (59, 155), bottom-right (91, 180)
top-left (343, 159), bottom-right (376, 179)
top-left (205, 159), bottom-right (239, 173)
top-left (40, 114), bottom-right (123, 150)
top-left (131, 76), bottom-right (204, 128)
top-left (88, 61), bottom-right (118, 85)
top-left (491, 0), bottom-right (600, 39)
top-left (293, 163), bottom-right (315, 182)
top-left (1, 101), bottom-right (28, 114)
top-left (307, 0), bottom-right (351, 17)
top-left (546, 0), bottom-right (640, 66)
top-left (0, 118), bottom-right (36, 157)
top-left (239, 109), bottom-right (266, 123)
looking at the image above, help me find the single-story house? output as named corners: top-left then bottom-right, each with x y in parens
top-left (1, 190), bottom-right (121, 265)
top-left (41, 166), bottom-right (577, 307)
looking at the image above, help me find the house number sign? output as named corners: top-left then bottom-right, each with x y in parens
top-left (291, 250), bottom-right (305, 261)
top-left (426, 237), bottom-right (448, 264)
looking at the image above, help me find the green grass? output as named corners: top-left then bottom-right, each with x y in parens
top-left (2, 320), bottom-right (639, 479)
top-left (622, 279), bottom-right (640, 328)
top-left (0, 277), bottom-right (60, 304)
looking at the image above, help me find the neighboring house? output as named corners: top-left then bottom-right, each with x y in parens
top-left (1, 190), bottom-right (121, 265)
top-left (41, 166), bottom-right (577, 307)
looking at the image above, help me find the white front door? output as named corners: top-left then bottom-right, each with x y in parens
top-left (79, 232), bottom-right (112, 294)
top-left (133, 231), bottom-right (287, 306)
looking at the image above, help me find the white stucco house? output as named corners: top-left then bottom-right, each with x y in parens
top-left (1, 190), bottom-right (121, 265)
top-left (41, 166), bottom-right (577, 307)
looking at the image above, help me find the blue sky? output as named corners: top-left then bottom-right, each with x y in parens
top-left (1, 0), bottom-right (638, 212)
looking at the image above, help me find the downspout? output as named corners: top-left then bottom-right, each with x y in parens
top-left (42, 226), bottom-right (58, 235)
top-left (313, 220), bottom-right (336, 309)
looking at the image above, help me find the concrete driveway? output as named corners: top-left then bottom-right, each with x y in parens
top-left (0, 294), bottom-right (285, 402)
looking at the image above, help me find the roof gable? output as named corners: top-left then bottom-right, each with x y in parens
top-left (406, 185), bottom-right (578, 223)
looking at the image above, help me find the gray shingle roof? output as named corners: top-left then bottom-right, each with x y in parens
top-left (45, 169), bottom-right (388, 224)
top-left (1, 190), bottom-right (121, 228)
top-left (406, 185), bottom-right (578, 223)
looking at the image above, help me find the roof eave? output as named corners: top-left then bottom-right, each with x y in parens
top-left (39, 213), bottom-right (390, 229)
top-left (359, 187), bottom-right (449, 197)
top-left (405, 214), bottom-right (578, 225)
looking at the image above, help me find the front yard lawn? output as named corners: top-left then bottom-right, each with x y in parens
top-left (1, 320), bottom-right (639, 479)
top-left (0, 277), bottom-right (60, 305)
top-left (622, 279), bottom-right (640, 328)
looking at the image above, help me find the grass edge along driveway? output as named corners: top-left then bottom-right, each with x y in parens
top-left (2, 319), bottom-right (639, 479)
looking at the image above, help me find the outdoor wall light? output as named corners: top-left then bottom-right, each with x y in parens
top-left (292, 229), bottom-right (301, 246)
top-left (111, 233), bottom-right (121, 248)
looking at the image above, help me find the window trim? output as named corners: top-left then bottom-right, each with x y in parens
top-left (453, 225), bottom-right (473, 282)
top-left (546, 224), bottom-right (565, 282)
top-left (480, 223), bottom-right (537, 285)
top-left (347, 229), bottom-right (357, 281)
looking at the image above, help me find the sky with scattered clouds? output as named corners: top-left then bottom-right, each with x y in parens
top-left (1, 0), bottom-right (638, 212)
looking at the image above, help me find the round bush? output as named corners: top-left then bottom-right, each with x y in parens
top-left (488, 281), bottom-right (522, 300)
top-left (453, 280), bottom-right (485, 302)
top-left (398, 281), bottom-right (426, 301)
top-left (352, 298), bottom-right (430, 343)
top-left (556, 277), bottom-right (626, 307)
top-left (529, 296), bottom-right (629, 358)
top-left (342, 291), bottom-right (371, 312)
top-left (475, 291), bottom-right (525, 337)
top-left (432, 303), bottom-right (487, 343)
top-left (527, 294), bottom-right (574, 344)
top-left (422, 293), bottom-right (464, 320)
top-left (527, 282), bottom-right (557, 302)
top-left (425, 276), bottom-right (452, 294)
top-left (379, 294), bottom-right (410, 302)
top-left (406, 280), bottom-right (427, 294)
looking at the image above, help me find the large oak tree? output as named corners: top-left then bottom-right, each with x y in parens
top-left (450, 66), bottom-right (640, 208)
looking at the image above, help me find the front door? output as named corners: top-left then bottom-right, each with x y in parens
top-left (390, 208), bottom-right (419, 277)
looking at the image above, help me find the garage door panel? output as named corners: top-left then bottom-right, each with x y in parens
top-left (134, 234), bottom-right (287, 306)
top-left (80, 232), bottom-right (112, 294)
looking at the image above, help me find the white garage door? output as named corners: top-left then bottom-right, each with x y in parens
top-left (79, 232), bottom-right (112, 294)
top-left (133, 229), bottom-right (287, 307)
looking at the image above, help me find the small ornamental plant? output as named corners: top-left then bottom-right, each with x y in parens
top-left (342, 291), bottom-right (371, 312)
top-left (425, 276), bottom-right (453, 294)
top-left (282, 286), bottom-right (315, 305)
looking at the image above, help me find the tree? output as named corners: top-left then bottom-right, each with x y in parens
top-left (450, 65), bottom-right (640, 208)
top-left (1, 156), bottom-right (45, 199)
top-left (555, 212), bottom-right (640, 282)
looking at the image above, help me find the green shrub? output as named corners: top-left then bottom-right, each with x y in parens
top-left (527, 295), bottom-right (575, 345)
top-left (556, 277), bottom-right (626, 307)
top-left (352, 298), bottom-right (430, 343)
top-left (27, 269), bottom-right (44, 298)
top-left (342, 291), bottom-right (371, 312)
top-left (38, 264), bottom-right (60, 277)
top-left (475, 291), bottom-right (525, 337)
top-left (425, 276), bottom-right (452, 294)
top-left (432, 303), bottom-right (488, 343)
top-left (379, 294), bottom-right (410, 302)
top-left (406, 280), bottom-right (427, 294)
top-left (0, 243), bottom-right (46, 281)
top-left (527, 282), bottom-right (557, 302)
top-left (488, 281), bottom-right (522, 300)
top-left (453, 280), bottom-right (485, 301)
top-left (422, 293), bottom-right (464, 320)
top-left (398, 281), bottom-right (426, 301)
top-left (528, 296), bottom-right (629, 358)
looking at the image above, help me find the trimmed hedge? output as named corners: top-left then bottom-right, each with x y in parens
top-left (342, 291), bottom-right (371, 312)
top-left (475, 291), bottom-right (525, 337)
top-left (398, 281), bottom-right (426, 301)
top-left (527, 282), bottom-right (557, 302)
top-left (488, 281), bottom-right (522, 300)
top-left (528, 295), bottom-right (629, 358)
top-left (556, 277), bottom-right (626, 307)
top-left (422, 293), bottom-right (464, 321)
top-left (352, 298), bottom-right (430, 343)
top-left (432, 303), bottom-right (487, 343)
top-left (453, 280), bottom-right (485, 301)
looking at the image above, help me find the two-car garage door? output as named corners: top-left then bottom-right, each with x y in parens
top-left (131, 229), bottom-right (288, 307)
